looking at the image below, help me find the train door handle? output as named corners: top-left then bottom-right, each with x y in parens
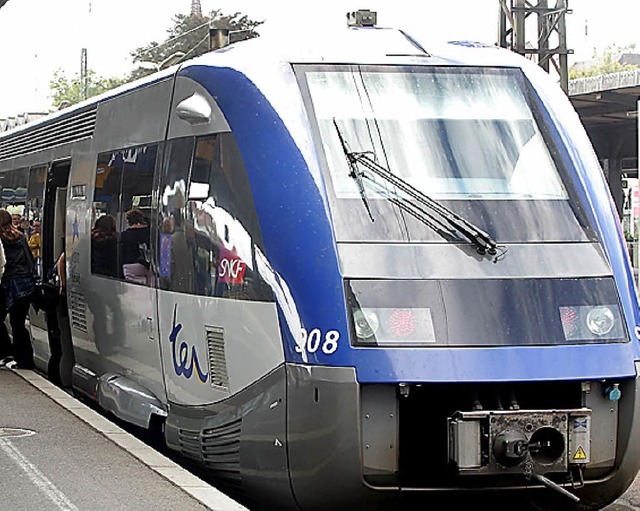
top-left (147, 317), bottom-right (154, 340)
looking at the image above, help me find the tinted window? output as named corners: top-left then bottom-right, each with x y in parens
top-left (0, 168), bottom-right (29, 233)
top-left (26, 165), bottom-right (47, 275)
top-left (92, 144), bottom-right (157, 283)
top-left (159, 134), bottom-right (272, 302)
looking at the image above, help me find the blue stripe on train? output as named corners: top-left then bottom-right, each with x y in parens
top-left (180, 65), bottom-right (349, 366)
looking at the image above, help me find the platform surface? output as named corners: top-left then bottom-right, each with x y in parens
top-left (0, 368), bottom-right (247, 511)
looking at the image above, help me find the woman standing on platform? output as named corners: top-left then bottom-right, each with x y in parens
top-left (0, 209), bottom-right (36, 369)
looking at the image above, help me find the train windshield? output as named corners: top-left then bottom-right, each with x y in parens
top-left (297, 65), bottom-right (593, 243)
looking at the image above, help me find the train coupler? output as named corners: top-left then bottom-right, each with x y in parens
top-left (448, 409), bottom-right (591, 477)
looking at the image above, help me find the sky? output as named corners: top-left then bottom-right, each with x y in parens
top-left (0, 0), bottom-right (638, 119)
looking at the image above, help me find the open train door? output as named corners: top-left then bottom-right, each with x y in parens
top-left (41, 160), bottom-right (74, 387)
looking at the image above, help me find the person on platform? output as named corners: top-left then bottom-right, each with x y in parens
top-left (0, 209), bottom-right (36, 369)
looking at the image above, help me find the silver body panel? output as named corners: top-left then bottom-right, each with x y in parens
top-left (93, 79), bottom-right (173, 151)
top-left (73, 276), bottom-right (165, 402)
top-left (97, 372), bottom-right (168, 428)
top-left (58, 72), bottom-right (284, 409)
top-left (157, 289), bottom-right (284, 406)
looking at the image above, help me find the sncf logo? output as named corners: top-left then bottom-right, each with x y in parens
top-left (218, 257), bottom-right (246, 284)
top-left (169, 304), bottom-right (209, 384)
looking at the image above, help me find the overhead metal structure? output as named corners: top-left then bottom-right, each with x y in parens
top-left (569, 71), bottom-right (640, 215)
top-left (498, 0), bottom-right (571, 93)
top-left (191, 0), bottom-right (202, 17)
top-left (80, 48), bottom-right (88, 101)
top-left (497, 2), bottom-right (638, 220)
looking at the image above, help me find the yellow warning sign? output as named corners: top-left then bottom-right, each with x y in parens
top-left (574, 446), bottom-right (587, 460)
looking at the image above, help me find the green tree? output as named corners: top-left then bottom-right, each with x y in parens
top-left (49, 69), bottom-right (126, 109)
top-left (569, 44), bottom-right (638, 79)
top-left (129, 9), bottom-right (262, 81)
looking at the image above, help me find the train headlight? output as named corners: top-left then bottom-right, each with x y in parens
top-left (353, 308), bottom-right (380, 340)
top-left (586, 306), bottom-right (615, 336)
top-left (560, 304), bottom-right (623, 341)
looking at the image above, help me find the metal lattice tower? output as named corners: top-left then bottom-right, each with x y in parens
top-left (498, 0), bottom-right (572, 93)
top-left (80, 48), bottom-right (88, 101)
top-left (191, 0), bottom-right (202, 17)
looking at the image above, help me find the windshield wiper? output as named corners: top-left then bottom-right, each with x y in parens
top-left (333, 119), bottom-right (375, 222)
top-left (333, 120), bottom-right (498, 256)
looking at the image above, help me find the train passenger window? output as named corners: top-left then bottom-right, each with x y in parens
top-left (120, 145), bottom-right (156, 286)
top-left (92, 144), bottom-right (158, 283)
top-left (0, 167), bottom-right (28, 215)
top-left (159, 137), bottom-right (196, 293)
top-left (26, 165), bottom-right (47, 275)
top-left (92, 151), bottom-right (123, 278)
top-left (159, 134), bottom-right (272, 302)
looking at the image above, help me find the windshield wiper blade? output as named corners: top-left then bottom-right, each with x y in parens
top-left (332, 120), bottom-right (498, 255)
top-left (333, 119), bottom-right (375, 222)
top-left (355, 152), bottom-right (498, 255)
top-left (360, 175), bottom-right (459, 242)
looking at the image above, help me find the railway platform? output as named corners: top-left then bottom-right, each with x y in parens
top-left (0, 367), bottom-right (247, 511)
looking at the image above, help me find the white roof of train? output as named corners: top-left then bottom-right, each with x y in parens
top-left (0, 26), bottom-right (540, 140)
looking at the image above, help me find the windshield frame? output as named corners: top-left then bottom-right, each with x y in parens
top-left (295, 63), bottom-right (596, 244)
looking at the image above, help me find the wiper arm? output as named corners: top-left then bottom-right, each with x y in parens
top-left (333, 119), bottom-right (375, 222)
top-left (359, 175), bottom-right (460, 243)
top-left (353, 153), bottom-right (498, 255)
top-left (332, 120), bottom-right (498, 255)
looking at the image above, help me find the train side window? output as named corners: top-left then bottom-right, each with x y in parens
top-left (158, 133), bottom-right (272, 302)
top-left (92, 152), bottom-right (123, 278)
top-left (26, 165), bottom-right (47, 275)
top-left (91, 145), bottom-right (158, 283)
top-left (0, 167), bottom-right (28, 219)
top-left (119, 145), bottom-right (157, 286)
top-left (159, 137), bottom-right (196, 293)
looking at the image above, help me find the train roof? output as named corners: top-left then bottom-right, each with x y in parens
top-left (188, 25), bottom-right (527, 70)
top-left (0, 26), bottom-right (536, 141)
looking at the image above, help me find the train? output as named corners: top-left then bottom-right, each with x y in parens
top-left (0, 10), bottom-right (639, 511)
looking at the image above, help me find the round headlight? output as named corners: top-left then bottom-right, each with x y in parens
top-left (353, 309), bottom-right (380, 339)
top-left (586, 306), bottom-right (615, 336)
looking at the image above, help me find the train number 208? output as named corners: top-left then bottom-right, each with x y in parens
top-left (295, 328), bottom-right (340, 355)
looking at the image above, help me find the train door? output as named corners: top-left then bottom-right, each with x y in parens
top-left (75, 77), bottom-right (175, 418)
top-left (87, 143), bottom-right (166, 405)
top-left (42, 161), bottom-right (74, 387)
top-left (26, 164), bottom-right (49, 371)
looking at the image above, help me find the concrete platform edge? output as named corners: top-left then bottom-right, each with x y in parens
top-left (14, 369), bottom-right (248, 511)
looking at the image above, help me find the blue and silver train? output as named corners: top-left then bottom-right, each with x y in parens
top-left (0, 12), bottom-right (639, 510)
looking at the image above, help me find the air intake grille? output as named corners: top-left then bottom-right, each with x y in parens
top-left (177, 427), bottom-right (202, 461)
top-left (206, 326), bottom-right (229, 390)
top-left (68, 291), bottom-right (88, 333)
top-left (177, 419), bottom-right (243, 490)
top-left (202, 418), bottom-right (242, 488)
top-left (0, 109), bottom-right (96, 161)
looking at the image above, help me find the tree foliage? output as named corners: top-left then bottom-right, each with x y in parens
top-left (47, 8), bottom-right (262, 109)
top-left (49, 69), bottom-right (126, 110)
top-left (569, 44), bottom-right (638, 79)
top-left (129, 9), bottom-right (262, 81)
